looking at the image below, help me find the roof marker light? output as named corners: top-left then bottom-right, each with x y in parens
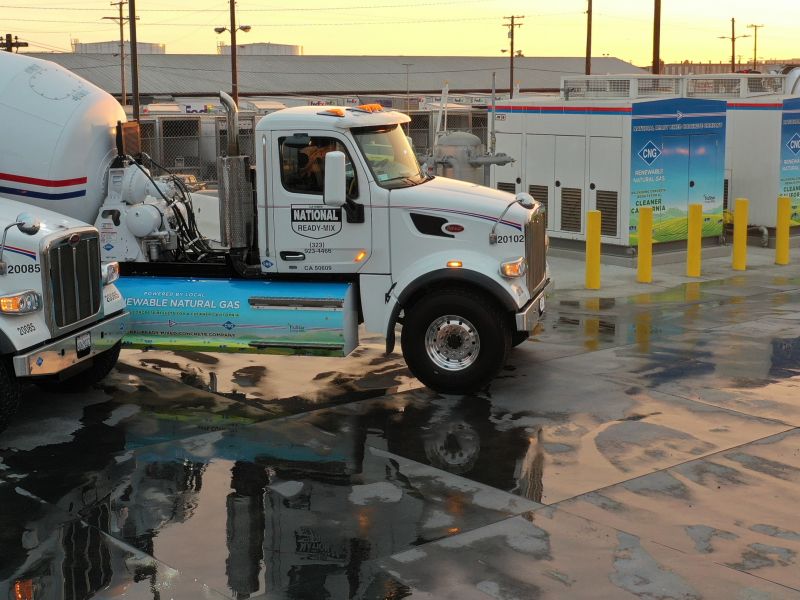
top-left (320, 107), bottom-right (346, 117)
top-left (446, 260), bottom-right (462, 268)
top-left (353, 103), bottom-right (383, 113)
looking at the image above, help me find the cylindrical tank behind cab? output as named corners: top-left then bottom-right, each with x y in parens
top-left (433, 131), bottom-right (484, 185)
top-left (0, 52), bottom-right (125, 225)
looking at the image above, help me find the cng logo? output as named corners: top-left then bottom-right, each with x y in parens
top-left (787, 133), bottom-right (800, 155)
top-left (638, 141), bottom-right (662, 165)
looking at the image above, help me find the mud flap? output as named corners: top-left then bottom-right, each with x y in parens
top-left (116, 277), bottom-right (358, 357)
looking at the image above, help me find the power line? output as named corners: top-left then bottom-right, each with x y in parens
top-left (2, 16), bottom-right (492, 26)
top-left (0, 1), bottom-right (487, 11)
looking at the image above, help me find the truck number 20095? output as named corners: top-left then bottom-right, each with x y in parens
top-left (7, 264), bottom-right (41, 274)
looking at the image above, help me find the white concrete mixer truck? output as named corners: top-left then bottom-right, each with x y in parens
top-left (0, 55), bottom-right (129, 430)
top-left (0, 52), bottom-right (549, 411)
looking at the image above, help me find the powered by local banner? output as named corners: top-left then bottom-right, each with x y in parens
top-left (780, 97), bottom-right (800, 225)
top-left (116, 277), bottom-right (357, 356)
top-left (629, 98), bottom-right (727, 245)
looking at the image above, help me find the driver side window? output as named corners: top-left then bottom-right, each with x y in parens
top-left (279, 136), bottom-right (359, 198)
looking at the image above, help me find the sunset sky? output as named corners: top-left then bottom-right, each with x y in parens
top-left (4, 0), bottom-right (798, 65)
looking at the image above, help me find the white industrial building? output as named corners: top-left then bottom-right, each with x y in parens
top-left (217, 42), bottom-right (302, 56)
top-left (70, 40), bottom-right (165, 54)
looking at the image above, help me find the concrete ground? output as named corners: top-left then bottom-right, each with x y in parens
top-left (2, 247), bottom-right (800, 599)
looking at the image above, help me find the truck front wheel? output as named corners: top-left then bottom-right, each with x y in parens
top-left (0, 359), bottom-right (21, 433)
top-left (401, 288), bottom-right (511, 394)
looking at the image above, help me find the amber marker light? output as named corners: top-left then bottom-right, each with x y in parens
top-left (14, 580), bottom-right (34, 600)
top-left (500, 257), bottom-right (526, 278)
top-left (354, 250), bottom-right (368, 262)
top-left (446, 260), bottom-right (463, 268)
top-left (0, 290), bottom-right (41, 314)
top-left (321, 107), bottom-right (345, 117)
top-left (356, 103), bottom-right (383, 112)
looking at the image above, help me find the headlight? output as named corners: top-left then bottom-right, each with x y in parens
top-left (102, 261), bottom-right (120, 285)
top-left (500, 257), bottom-right (526, 278)
top-left (0, 290), bottom-right (41, 314)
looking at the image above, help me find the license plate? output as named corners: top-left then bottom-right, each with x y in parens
top-left (76, 332), bottom-right (91, 356)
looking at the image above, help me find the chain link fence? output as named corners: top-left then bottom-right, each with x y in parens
top-left (139, 108), bottom-right (489, 185)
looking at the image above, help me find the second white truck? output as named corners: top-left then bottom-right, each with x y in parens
top-left (1, 52), bottom-right (549, 395)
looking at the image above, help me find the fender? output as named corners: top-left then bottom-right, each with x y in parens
top-left (384, 265), bottom-right (523, 354)
top-left (0, 327), bottom-right (15, 354)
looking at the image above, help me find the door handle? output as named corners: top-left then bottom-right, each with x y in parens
top-left (280, 251), bottom-right (306, 261)
top-left (689, 180), bottom-right (696, 188)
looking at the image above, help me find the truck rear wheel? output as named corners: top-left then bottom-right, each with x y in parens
top-left (401, 288), bottom-right (511, 394)
top-left (0, 359), bottom-right (21, 433)
top-left (37, 341), bottom-right (122, 393)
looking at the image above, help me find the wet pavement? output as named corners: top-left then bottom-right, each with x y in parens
top-left (3, 251), bottom-right (800, 599)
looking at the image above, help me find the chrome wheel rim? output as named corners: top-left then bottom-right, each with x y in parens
top-left (424, 315), bottom-right (480, 371)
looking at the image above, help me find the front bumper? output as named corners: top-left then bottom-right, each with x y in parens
top-left (13, 311), bottom-right (129, 377)
top-left (515, 280), bottom-right (549, 332)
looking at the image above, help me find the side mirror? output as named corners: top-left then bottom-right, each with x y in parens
top-left (16, 213), bottom-right (41, 236)
top-left (323, 151), bottom-right (347, 208)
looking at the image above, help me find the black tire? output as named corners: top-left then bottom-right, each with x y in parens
top-left (511, 331), bottom-right (530, 347)
top-left (37, 341), bottom-right (122, 393)
top-left (401, 288), bottom-right (511, 394)
top-left (0, 358), bottom-right (21, 433)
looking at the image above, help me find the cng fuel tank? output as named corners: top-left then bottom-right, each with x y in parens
top-left (0, 52), bottom-right (124, 224)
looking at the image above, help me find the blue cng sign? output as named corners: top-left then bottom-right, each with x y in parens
top-left (638, 140), bottom-right (662, 165)
top-left (787, 132), bottom-right (800, 155)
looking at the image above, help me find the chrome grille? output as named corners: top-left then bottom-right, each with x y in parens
top-left (526, 210), bottom-right (547, 294)
top-left (45, 231), bottom-right (102, 332)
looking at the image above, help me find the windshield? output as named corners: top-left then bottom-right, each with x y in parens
top-left (352, 124), bottom-right (428, 189)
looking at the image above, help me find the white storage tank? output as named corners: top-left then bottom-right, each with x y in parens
top-left (433, 131), bottom-right (484, 184)
top-left (0, 52), bottom-right (124, 225)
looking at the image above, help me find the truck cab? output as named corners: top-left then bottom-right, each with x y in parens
top-left (246, 104), bottom-right (549, 392)
top-left (0, 200), bottom-right (128, 431)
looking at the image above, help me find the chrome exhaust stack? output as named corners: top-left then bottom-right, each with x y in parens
top-left (217, 91), bottom-right (253, 250)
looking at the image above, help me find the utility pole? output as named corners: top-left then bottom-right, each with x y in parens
top-left (229, 0), bottom-right (239, 106)
top-left (747, 23), bottom-right (764, 70)
top-left (2, 34), bottom-right (28, 52)
top-left (129, 0), bottom-right (140, 120)
top-left (719, 18), bottom-right (749, 74)
top-left (585, 0), bottom-right (592, 75)
top-left (103, 1), bottom-right (137, 106)
top-left (652, 0), bottom-right (661, 74)
top-left (503, 15), bottom-right (524, 98)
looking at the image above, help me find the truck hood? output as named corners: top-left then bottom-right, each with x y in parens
top-left (389, 176), bottom-right (531, 230)
top-left (0, 197), bottom-right (92, 255)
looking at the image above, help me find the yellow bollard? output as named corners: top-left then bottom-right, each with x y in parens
top-left (687, 203), bottom-right (702, 277)
top-left (776, 196), bottom-right (791, 266)
top-left (585, 210), bottom-right (601, 290)
top-left (637, 207), bottom-right (653, 283)
top-left (732, 198), bottom-right (748, 271)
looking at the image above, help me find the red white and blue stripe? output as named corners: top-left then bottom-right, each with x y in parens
top-left (0, 172), bottom-right (87, 201)
top-left (496, 105), bottom-right (632, 116)
top-left (2, 244), bottom-right (37, 261)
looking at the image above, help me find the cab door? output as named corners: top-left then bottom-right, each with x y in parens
top-left (271, 131), bottom-right (372, 274)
